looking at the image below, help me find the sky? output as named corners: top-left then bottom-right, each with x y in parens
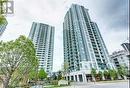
top-left (0, 0), bottom-right (129, 72)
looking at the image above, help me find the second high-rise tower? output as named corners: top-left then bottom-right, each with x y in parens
top-left (29, 22), bottom-right (55, 75)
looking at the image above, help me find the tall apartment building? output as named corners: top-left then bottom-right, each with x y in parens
top-left (63, 4), bottom-right (114, 82)
top-left (28, 22), bottom-right (55, 75)
top-left (0, 19), bottom-right (7, 37)
top-left (110, 50), bottom-right (129, 70)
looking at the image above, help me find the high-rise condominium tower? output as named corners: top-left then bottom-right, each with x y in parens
top-left (63, 4), bottom-right (114, 82)
top-left (29, 22), bottom-right (54, 75)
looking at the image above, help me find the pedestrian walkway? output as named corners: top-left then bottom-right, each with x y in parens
top-left (56, 81), bottom-right (128, 88)
top-left (71, 82), bottom-right (95, 85)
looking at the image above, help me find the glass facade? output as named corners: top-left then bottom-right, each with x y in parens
top-left (63, 4), bottom-right (114, 73)
top-left (28, 22), bottom-right (55, 74)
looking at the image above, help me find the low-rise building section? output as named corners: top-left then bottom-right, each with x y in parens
top-left (110, 50), bottom-right (129, 70)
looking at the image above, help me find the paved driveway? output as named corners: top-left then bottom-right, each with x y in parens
top-left (31, 85), bottom-right (43, 88)
top-left (57, 81), bottom-right (128, 88)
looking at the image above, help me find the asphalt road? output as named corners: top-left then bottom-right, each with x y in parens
top-left (57, 81), bottom-right (129, 88)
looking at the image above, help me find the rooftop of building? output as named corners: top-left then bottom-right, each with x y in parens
top-left (110, 50), bottom-right (127, 57)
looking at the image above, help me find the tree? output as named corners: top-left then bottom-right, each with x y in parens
top-left (64, 62), bottom-right (69, 73)
top-left (0, 0), bottom-right (8, 25)
top-left (51, 73), bottom-right (57, 80)
top-left (57, 71), bottom-right (62, 80)
top-left (29, 66), bottom-right (39, 82)
top-left (91, 68), bottom-right (97, 81)
top-left (108, 69), bottom-right (117, 80)
top-left (0, 35), bottom-right (38, 88)
top-left (63, 61), bottom-right (69, 79)
top-left (98, 71), bottom-right (103, 80)
top-left (117, 66), bottom-right (127, 79)
top-left (0, 15), bottom-right (7, 24)
top-left (103, 70), bottom-right (109, 80)
top-left (38, 68), bottom-right (47, 81)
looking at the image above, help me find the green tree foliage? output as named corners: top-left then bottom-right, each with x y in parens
top-left (38, 68), bottom-right (47, 80)
top-left (29, 67), bottom-right (38, 81)
top-left (91, 68), bottom-right (97, 77)
top-left (62, 61), bottom-right (69, 79)
top-left (108, 69), bottom-right (117, 80)
top-left (118, 66), bottom-right (127, 77)
top-left (64, 61), bottom-right (69, 73)
top-left (98, 71), bottom-right (103, 80)
top-left (0, 0), bottom-right (8, 25)
top-left (91, 68), bottom-right (97, 81)
top-left (51, 73), bottom-right (57, 80)
top-left (57, 71), bottom-right (62, 80)
top-left (103, 70), bottom-right (109, 80)
top-left (0, 35), bottom-right (38, 88)
top-left (0, 15), bottom-right (6, 24)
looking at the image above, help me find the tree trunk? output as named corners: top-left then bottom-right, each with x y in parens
top-left (117, 74), bottom-right (122, 79)
top-left (21, 74), bottom-right (29, 86)
top-left (123, 75), bottom-right (127, 80)
top-left (92, 76), bottom-right (96, 82)
top-left (111, 77), bottom-right (114, 80)
top-left (3, 75), bottom-right (11, 88)
top-left (102, 75), bottom-right (105, 80)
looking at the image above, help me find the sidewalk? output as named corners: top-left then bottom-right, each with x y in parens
top-left (55, 80), bottom-right (128, 88)
top-left (70, 80), bottom-right (128, 85)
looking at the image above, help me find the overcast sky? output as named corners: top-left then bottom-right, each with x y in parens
top-left (0, 0), bottom-right (129, 71)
